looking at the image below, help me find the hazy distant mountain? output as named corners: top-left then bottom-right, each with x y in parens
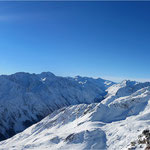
top-left (0, 72), bottom-right (113, 141)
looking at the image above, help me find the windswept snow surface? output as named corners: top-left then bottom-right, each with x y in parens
top-left (0, 72), bottom-right (114, 141)
top-left (1, 81), bottom-right (150, 150)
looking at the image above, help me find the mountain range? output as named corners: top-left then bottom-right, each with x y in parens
top-left (0, 72), bottom-right (150, 150)
top-left (0, 72), bottom-right (113, 141)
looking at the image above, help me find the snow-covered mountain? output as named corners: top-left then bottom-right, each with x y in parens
top-left (1, 73), bottom-right (150, 150)
top-left (0, 72), bottom-right (114, 141)
top-left (102, 80), bottom-right (150, 105)
top-left (1, 80), bottom-right (150, 150)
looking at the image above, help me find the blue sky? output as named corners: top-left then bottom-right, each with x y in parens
top-left (0, 2), bottom-right (150, 82)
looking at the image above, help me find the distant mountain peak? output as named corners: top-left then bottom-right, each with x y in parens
top-left (40, 71), bottom-right (55, 76)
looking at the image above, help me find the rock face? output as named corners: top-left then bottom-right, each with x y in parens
top-left (0, 72), bottom-right (114, 141)
top-left (1, 79), bottom-right (150, 150)
top-left (128, 129), bottom-right (150, 150)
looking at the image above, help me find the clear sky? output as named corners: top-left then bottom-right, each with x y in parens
top-left (0, 2), bottom-right (150, 82)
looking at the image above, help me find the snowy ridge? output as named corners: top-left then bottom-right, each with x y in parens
top-left (0, 72), bottom-right (113, 141)
top-left (102, 80), bottom-right (150, 105)
top-left (1, 81), bottom-right (150, 149)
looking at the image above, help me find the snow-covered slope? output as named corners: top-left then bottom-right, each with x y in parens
top-left (102, 80), bottom-right (150, 105)
top-left (1, 81), bottom-right (150, 150)
top-left (0, 72), bottom-right (113, 141)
